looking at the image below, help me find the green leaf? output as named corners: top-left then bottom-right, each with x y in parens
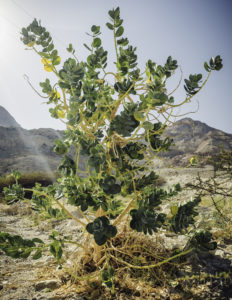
top-left (52, 231), bottom-right (59, 238)
top-left (102, 266), bottom-right (115, 288)
top-left (99, 175), bottom-right (121, 195)
top-left (22, 27), bottom-right (28, 36)
top-left (134, 111), bottom-right (144, 121)
top-left (106, 22), bottom-right (114, 30)
top-left (94, 234), bottom-right (107, 246)
top-left (21, 249), bottom-right (32, 259)
top-left (190, 231), bottom-right (217, 252)
top-left (38, 52), bottom-right (50, 58)
top-left (130, 208), bottom-right (165, 235)
top-left (106, 225), bottom-right (117, 238)
top-left (52, 56), bottom-right (61, 65)
top-left (114, 7), bottom-right (120, 18)
top-left (108, 9), bottom-right (115, 19)
top-left (86, 223), bottom-right (94, 234)
top-left (83, 44), bottom-right (92, 51)
top-left (123, 142), bottom-right (145, 160)
top-left (54, 139), bottom-right (68, 155)
top-left (57, 246), bottom-right (63, 260)
top-left (170, 197), bottom-right (201, 233)
top-left (92, 38), bottom-right (101, 48)
top-left (49, 239), bottom-right (62, 260)
top-left (115, 19), bottom-right (123, 27)
top-left (51, 49), bottom-right (58, 58)
top-left (101, 202), bottom-right (108, 212)
top-left (214, 55), bottom-right (223, 70)
top-left (32, 238), bottom-right (44, 244)
top-left (117, 37), bottom-right (129, 46)
top-left (171, 205), bottom-right (178, 216)
top-left (143, 121), bottom-right (153, 131)
top-left (4, 183), bottom-right (24, 204)
top-left (12, 170), bottom-right (22, 181)
top-left (109, 103), bottom-right (139, 137)
top-left (0, 232), bottom-right (43, 260)
top-left (47, 43), bottom-right (54, 52)
top-left (205, 55), bottom-right (223, 71)
top-left (108, 7), bottom-right (120, 20)
top-left (86, 217), bottom-right (117, 245)
top-left (66, 43), bottom-right (73, 53)
top-left (115, 26), bottom-right (124, 37)
top-left (91, 25), bottom-right (100, 34)
top-left (102, 269), bottom-right (109, 282)
top-left (32, 249), bottom-right (42, 260)
top-left (50, 244), bottom-right (56, 257)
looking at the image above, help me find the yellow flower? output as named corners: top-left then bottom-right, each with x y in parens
top-left (41, 58), bottom-right (51, 64)
top-left (41, 58), bottom-right (53, 72)
top-left (190, 157), bottom-right (198, 165)
top-left (50, 90), bottom-right (61, 99)
top-left (27, 41), bottom-right (35, 47)
top-left (53, 56), bottom-right (61, 65)
top-left (56, 91), bottom-right (61, 99)
top-left (57, 110), bottom-right (66, 119)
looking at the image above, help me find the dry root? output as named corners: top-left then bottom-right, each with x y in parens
top-left (63, 225), bottom-right (185, 299)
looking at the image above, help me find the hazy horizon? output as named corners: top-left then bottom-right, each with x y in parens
top-left (1, 103), bottom-right (231, 136)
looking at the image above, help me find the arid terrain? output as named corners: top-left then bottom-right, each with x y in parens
top-left (0, 165), bottom-right (232, 300)
top-left (0, 107), bottom-right (231, 299)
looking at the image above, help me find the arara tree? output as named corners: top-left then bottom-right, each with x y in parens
top-left (1, 7), bottom-right (223, 293)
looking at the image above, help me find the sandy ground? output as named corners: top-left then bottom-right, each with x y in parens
top-left (0, 166), bottom-right (231, 299)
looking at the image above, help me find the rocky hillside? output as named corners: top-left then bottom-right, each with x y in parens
top-left (0, 106), bottom-right (21, 128)
top-left (0, 126), bottom-right (65, 175)
top-left (0, 106), bottom-right (231, 174)
top-left (0, 106), bottom-right (88, 175)
top-left (162, 118), bottom-right (232, 166)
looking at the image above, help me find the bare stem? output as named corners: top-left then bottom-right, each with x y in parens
top-left (110, 248), bottom-right (193, 269)
top-left (113, 197), bottom-right (135, 226)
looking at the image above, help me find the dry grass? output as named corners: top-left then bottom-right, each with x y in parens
top-left (59, 224), bottom-right (192, 299)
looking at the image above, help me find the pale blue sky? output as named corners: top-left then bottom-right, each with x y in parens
top-left (0, 0), bottom-right (231, 133)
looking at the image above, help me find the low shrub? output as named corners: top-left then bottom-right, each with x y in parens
top-left (0, 172), bottom-right (57, 202)
top-left (0, 6), bottom-right (225, 297)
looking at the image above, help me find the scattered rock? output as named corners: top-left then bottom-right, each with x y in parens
top-left (35, 280), bottom-right (61, 292)
top-left (215, 249), bottom-right (225, 257)
top-left (159, 233), bottom-right (189, 251)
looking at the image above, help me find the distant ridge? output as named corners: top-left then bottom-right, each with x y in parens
top-left (162, 118), bottom-right (232, 166)
top-left (0, 106), bottom-right (231, 173)
top-left (0, 106), bottom-right (21, 128)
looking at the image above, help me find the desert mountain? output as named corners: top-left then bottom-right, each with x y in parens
top-left (0, 126), bottom-right (64, 175)
top-left (162, 118), bottom-right (232, 166)
top-left (0, 106), bottom-right (231, 174)
top-left (0, 106), bottom-right (21, 128)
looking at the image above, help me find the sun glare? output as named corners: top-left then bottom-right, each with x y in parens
top-left (0, 16), bottom-right (7, 59)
